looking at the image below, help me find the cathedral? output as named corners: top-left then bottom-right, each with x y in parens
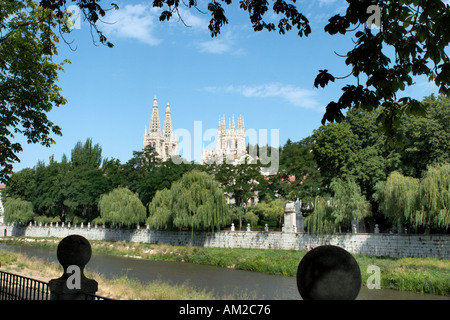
top-left (202, 114), bottom-right (249, 165)
top-left (143, 96), bottom-right (177, 161)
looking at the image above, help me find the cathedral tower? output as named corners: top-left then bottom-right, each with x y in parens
top-left (202, 114), bottom-right (247, 164)
top-left (143, 96), bottom-right (177, 161)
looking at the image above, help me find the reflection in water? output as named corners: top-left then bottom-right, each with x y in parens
top-left (0, 244), bottom-right (448, 300)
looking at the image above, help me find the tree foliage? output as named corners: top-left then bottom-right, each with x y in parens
top-left (3, 168), bottom-right (36, 202)
top-left (98, 187), bottom-right (146, 227)
top-left (399, 94), bottom-right (450, 177)
top-left (318, 0), bottom-right (449, 146)
top-left (121, 146), bottom-right (195, 208)
top-left (374, 171), bottom-right (420, 227)
top-left (277, 137), bottom-right (323, 202)
top-left (305, 196), bottom-right (335, 234)
top-left (3, 197), bottom-right (34, 224)
top-left (375, 163), bottom-right (449, 231)
top-left (310, 97), bottom-right (449, 200)
top-left (3, 138), bottom-right (110, 223)
top-left (305, 177), bottom-right (371, 234)
top-left (147, 170), bottom-right (231, 231)
top-left (212, 159), bottom-right (264, 209)
top-left (0, 0), bottom-right (68, 182)
top-left (249, 197), bottom-right (285, 228)
top-left (417, 163), bottom-right (450, 230)
top-left (329, 177), bottom-right (371, 230)
top-left (146, 188), bottom-right (173, 230)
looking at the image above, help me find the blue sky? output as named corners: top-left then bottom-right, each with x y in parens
top-left (11, 0), bottom-right (444, 172)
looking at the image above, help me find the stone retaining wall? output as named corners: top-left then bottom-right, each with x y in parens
top-left (0, 223), bottom-right (448, 259)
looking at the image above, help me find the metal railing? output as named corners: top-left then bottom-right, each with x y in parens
top-left (0, 270), bottom-right (114, 300)
top-left (0, 270), bottom-right (50, 300)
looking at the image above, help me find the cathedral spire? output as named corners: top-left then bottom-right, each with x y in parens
top-left (163, 102), bottom-right (173, 140)
top-left (149, 96), bottom-right (161, 135)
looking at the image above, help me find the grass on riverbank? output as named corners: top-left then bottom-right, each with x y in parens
top-left (1, 236), bottom-right (449, 296)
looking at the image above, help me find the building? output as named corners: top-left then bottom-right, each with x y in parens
top-left (143, 96), bottom-right (177, 161)
top-left (202, 114), bottom-right (249, 165)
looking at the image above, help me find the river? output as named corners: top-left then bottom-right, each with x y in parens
top-left (0, 244), bottom-right (448, 300)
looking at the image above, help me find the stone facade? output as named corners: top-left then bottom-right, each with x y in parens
top-left (1, 223), bottom-right (448, 259)
top-left (202, 114), bottom-right (248, 165)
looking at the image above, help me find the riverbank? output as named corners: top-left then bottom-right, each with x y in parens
top-left (1, 236), bottom-right (449, 296)
top-left (0, 249), bottom-right (227, 300)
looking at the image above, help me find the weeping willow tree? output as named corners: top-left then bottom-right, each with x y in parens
top-left (146, 170), bottom-right (231, 233)
top-left (417, 163), bottom-right (449, 230)
top-left (98, 187), bottom-right (146, 228)
top-left (305, 196), bottom-right (335, 234)
top-left (3, 197), bottom-right (34, 224)
top-left (146, 188), bottom-right (173, 229)
top-left (305, 178), bottom-right (371, 234)
top-left (375, 171), bottom-right (420, 228)
top-left (330, 177), bottom-right (371, 232)
top-left (375, 164), bottom-right (449, 231)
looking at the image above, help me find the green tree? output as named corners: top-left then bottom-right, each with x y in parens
top-left (374, 171), bottom-right (421, 230)
top-left (3, 197), bottom-right (34, 224)
top-left (304, 178), bottom-right (371, 234)
top-left (101, 157), bottom-right (126, 191)
top-left (229, 206), bottom-right (245, 230)
top-left (312, 108), bottom-right (398, 199)
top-left (416, 163), bottom-right (449, 231)
top-left (214, 159), bottom-right (264, 229)
top-left (329, 177), bottom-right (372, 232)
top-left (147, 170), bottom-right (231, 233)
top-left (70, 138), bottom-right (103, 168)
top-left (249, 197), bottom-right (286, 228)
top-left (399, 95), bottom-right (450, 178)
top-left (312, 121), bottom-right (360, 186)
top-left (229, 160), bottom-right (264, 207)
top-left (122, 146), bottom-right (195, 208)
top-left (146, 188), bottom-right (173, 230)
top-left (375, 164), bottom-right (449, 232)
top-left (278, 137), bottom-right (323, 202)
top-left (0, 1), bottom-right (68, 181)
top-left (315, 1), bottom-right (449, 145)
top-left (305, 196), bottom-right (335, 234)
top-left (3, 168), bottom-right (36, 202)
top-left (33, 156), bottom-right (71, 220)
top-left (64, 138), bottom-right (108, 222)
top-left (98, 187), bottom-right (146, 228)
top-left (243, 211), bottom-right (259, 230)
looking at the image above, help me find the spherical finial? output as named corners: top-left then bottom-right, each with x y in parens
top-left (56, 235), bottom-right (92, 269)
top-left (296, 245), bottom-right (361, 300)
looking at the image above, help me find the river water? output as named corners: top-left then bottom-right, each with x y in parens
top-left (1, 244), bottom-right (448, 300)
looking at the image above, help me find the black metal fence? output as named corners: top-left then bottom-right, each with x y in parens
top-left (0, 270), bottom-right (50, 300)
top-left (0, 270), bottom-right (113, 300)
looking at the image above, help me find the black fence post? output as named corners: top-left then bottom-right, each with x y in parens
top-left (49, 235), bottom-right (98, 300)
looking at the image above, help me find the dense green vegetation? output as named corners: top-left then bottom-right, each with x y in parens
top-left (3, 95), bottom-right (449, 234)
top-left (147, 170), bottom-right (230, 232)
